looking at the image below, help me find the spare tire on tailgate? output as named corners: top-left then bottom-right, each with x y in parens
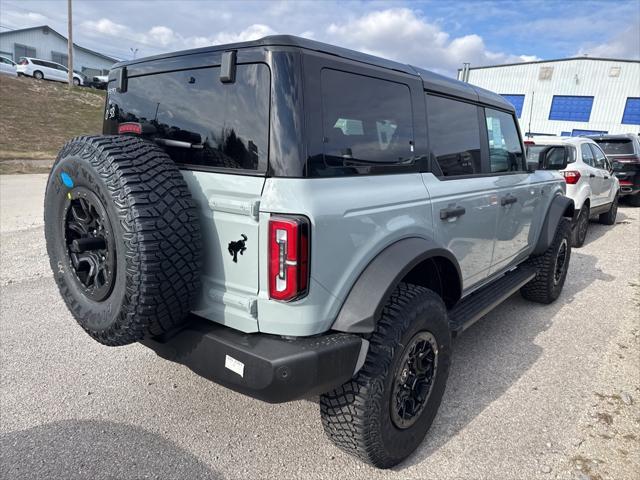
top-left (44, 135), bottom-right (202, 346)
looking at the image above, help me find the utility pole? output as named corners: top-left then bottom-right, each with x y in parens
top-left (67, 0), bottom-right (73, 88)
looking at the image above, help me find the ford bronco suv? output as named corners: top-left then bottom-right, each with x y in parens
top-left (44, 36), bottom-right (574, 468)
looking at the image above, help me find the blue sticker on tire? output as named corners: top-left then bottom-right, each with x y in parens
top-left (60, 172), bottom-right (74, 188)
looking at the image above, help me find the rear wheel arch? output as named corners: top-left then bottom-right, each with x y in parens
top-left (331, 237), bottom-right (462, 334)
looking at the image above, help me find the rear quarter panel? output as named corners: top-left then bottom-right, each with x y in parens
top-left (257, 174), bottom-right (435, 336)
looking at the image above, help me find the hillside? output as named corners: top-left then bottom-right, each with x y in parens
top-left (0, 75), bottom-right (106, 173)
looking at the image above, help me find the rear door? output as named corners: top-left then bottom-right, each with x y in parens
top-left (105, 63), bottom-right (270, 332)
top-left (483, 107), bottom-right (539, 273)
top-left (590, 143), bottom-right (615, 203)
top-left (423, 94), bottom-right (498, 291)
top-left (580, 143), bottom-right (604, 206)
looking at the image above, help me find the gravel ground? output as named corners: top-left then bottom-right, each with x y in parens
top-left (1, 174), bottom-right (639, 480)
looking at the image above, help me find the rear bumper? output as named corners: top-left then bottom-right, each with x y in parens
top-left (614, 171), bottom-right (640, 196)
top-left (141, 315), bottom-right (365, 403)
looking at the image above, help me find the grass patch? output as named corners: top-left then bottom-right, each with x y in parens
top-left (0, 75), bottom-right (105, 166)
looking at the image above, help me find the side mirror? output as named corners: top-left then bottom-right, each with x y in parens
top-left (538, 146), bottom-right (568, 170)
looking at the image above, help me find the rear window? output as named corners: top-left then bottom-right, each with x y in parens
top-left (427, 95), bottom-right (481, 176)
top-left (107, 64), bottom-right (270, 172)
top-left (526, 144), bottom-right (576, 164)
top-left (320, 69), bottom-right (414, 169)
top-left (593, 139), bottom-right (634, 155)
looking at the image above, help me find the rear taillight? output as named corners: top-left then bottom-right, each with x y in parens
top-left (268, 216), bottom-right (310, 301)
top-left (118, 122), bottom-right (142, 135)
top-left (619, 180), bottom-right (632, 185)
top-left (524, 140), bottom-right (535, 146)
top-left (562, 171), bottom-right (581, 184)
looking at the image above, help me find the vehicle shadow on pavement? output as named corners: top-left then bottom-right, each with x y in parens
top-left (400, 250), bottom-right (615, 470)
top-left (0, 419), bottom-right (219, 480)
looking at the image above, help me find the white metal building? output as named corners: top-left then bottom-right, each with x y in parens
top-left (459, 57), bottom-right (640, 137)
top-left (0, 25), bottom-right (117, 76)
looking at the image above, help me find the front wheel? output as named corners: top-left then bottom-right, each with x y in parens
top-left (320, 284), bottom-right (451, 468)
top-left (520, 218), bottom-right (572, 304)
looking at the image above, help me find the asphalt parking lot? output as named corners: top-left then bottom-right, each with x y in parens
top-left (1, 174), bottom-right (639, 480)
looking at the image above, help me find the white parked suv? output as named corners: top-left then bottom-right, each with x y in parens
top-left (16, 57), bottom-right (84, 86)
top-left (0, 56), bottom-right (17, 76)
top-left (527, 136), bottom-right (619, 247)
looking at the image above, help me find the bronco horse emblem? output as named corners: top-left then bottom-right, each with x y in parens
top-left (228, 234), bottom-right (248, 263)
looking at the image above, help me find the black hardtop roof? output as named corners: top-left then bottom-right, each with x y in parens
top-left (114, 35), bottom-right (512, 111)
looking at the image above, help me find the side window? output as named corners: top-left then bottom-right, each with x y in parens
top-left (427, 95), bottom-right (481, 176)
top-left (580, 144), bottom-right (595, 167)
top-left (484, 108), bottom-right (525, 172)
top-left (321, 69), bottom-right (414, 167)
top-left (590, 144), bottom-right (608, 170)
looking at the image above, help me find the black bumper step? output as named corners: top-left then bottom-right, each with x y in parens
top-left (141, 316), bottom-right (364, 403)
top-left (449, 266), bottom-right (536, 336)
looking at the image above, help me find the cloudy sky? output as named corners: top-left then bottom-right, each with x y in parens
top-left (1, 0), bottom-right (638, 76)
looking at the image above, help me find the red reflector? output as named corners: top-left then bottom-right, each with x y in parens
top-left (562, 171), bottom-right (581, 184)
top-left (524, 140), bottom-right (535, 146)
top-left (268, 215), bottom-right (310, 302)
top-left (118, 122), bottom-right (142, 135)
top-left (619, 180), bottom-right (632, 185)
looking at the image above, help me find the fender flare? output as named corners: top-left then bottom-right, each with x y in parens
top-left (331, 237), bottom-right (462, 334)
top-left (533, 195), bottom-right (575, 256)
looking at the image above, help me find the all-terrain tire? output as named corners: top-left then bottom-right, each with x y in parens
top-left (598, 193), bottom-right (618, 225)
top-left (571, 204), bottom-right (589, 248)
top-left (320, 284), bottom-right (451, 469)
top-left (520, 218), bottom-right (571, 304)
top-left (627, 192), bottom-right (640, 207)
top-left (44, 135), bottom-right (202, 346)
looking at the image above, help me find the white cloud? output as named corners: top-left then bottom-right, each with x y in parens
top-left (325, 8), bottom-right (538, 74)
top-left (147, 26), bottom-right (176, 46)
top-left (211, 24), bottom-right (277, 45)
top-left (78, 17), bottom-right (276, 55)
top-left (577, 23), bottom-right (640, 59)
top-left (82, 18), bottom-right (128, 36)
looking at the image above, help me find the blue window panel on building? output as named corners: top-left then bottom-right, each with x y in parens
top-left (500, 94), bottom-right (525, 117)
top-left (561, 131), bottom-right (571, 136)
top-left (622, 97), bottom-right (640, 125)
top-left (549, 95), bottom-right (594, 122)
top-left (571, 129), bottom-right (608, 136)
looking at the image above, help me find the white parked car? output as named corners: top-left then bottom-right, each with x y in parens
top-left (16, 57), bottom-right (84, 86)
top-left (0, 56), bottom-right (17, 76)
top-left (526, 136), bottom-right (619, 247)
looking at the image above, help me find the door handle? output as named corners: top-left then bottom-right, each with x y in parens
top-left (440, 205), bottom-right (466, 220)
top-left (604, 175), bottom-right (609, 179)
top-left (501, 195), bottom-right (518, 206)
top-left (589, 174), bottom-right (596, 178)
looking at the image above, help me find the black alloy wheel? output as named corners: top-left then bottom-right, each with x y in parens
top-left (63, 187), bottom-right (116, 301)
top-left (390, 331), bottom-right (439, 429)
top-left (553, 238), bottom-right (568, 285)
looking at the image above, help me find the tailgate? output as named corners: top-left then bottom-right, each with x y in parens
top-left (104, 61), bottom-right (271, 332)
